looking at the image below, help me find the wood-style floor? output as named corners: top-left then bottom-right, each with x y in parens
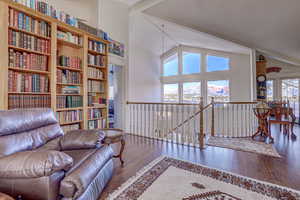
top-left (100, 125), bottom-right (300, 199)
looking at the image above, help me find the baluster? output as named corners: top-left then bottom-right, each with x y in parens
top-left (211, 97), bottom-right (215, 137)
top-left (166, 104), bottom-right (169, 140)
top-left (176, 105), bottom-right (179, 143)
top-left (129, 104), bottom-right (132, 134)
top-left (186, 105), bottom-right (190, 145)
top-left (199, 97), bottom-right (204, 148)
top-left (144, 104), bottom-right (147, 138)
top-left (222, 104), bottom-right (225, 137)
top-left (148, 104), bottom-right (151, 138)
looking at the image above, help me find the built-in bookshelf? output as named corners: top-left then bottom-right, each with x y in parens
top-left (86, 37), bottom-right (108, 129)
top-left (0, 0), bottom-right (109, 131)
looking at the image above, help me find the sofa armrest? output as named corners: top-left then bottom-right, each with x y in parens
top-left (59, 129), bottom-right (105, 151)
top-left (0, 151), bottom-right (73, 178)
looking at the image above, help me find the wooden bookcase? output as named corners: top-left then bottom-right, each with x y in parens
top-left (0, 0), bottom-right (109, 131)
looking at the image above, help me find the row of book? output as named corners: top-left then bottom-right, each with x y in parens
top-left (8, 94), bottom-right (50, 109)
top-left (9, 49), bottom-right (48, 71)
top-left (11, 0), bottom-right (79, 27)
top-left (88, 80), bottom-right (105, 93)
top-left (8, 71), bottom-right (49, 93)
top-left (88, 40), bottom-right (106, 54)
top-left (57, 30), bottom-right (82, 46)
top-left (88, 54), bottom-right (105, 67)
top-left (56, 110), bottom-right (83, 124)
top-left (87, 108), bottom-right (104, 120)
top-left (88, 119), bottom-right (106, 130)
top-left (58, 55), bottom-right (82, 69)
top-left (88, 96), bottom-right (107, 107)
top-left (61, 124), bottom-right (80, 133)
top-left (87, 67), bottom-right (104, 79)
top-left (58, 86), bottom-right (81, 95)
top-left (56, 96), bottom-right (83, 109)
top-left (9, 30), bottom-right (50, 54)
top-left (9, 8), bottom-right (51, 37)
top-left (57, 69), bottom-right (81, 84)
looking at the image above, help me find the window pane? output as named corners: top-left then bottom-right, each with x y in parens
top-left (207, 80), bottom-right (230, 102)
top-left (267, 80), bottom-right (273, 101)
top-left (163, 54), bottom-right (178, 76)
top-left (207, 55), bottom-right (230, 72)
top-left (183, 82), bottom-right (201, 103)
top-left (163, 84), bottom-right (179, 102)
top-left (183, 52), bottom-right (201, 74)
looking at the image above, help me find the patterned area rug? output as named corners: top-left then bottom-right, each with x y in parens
top-left (206, 137), bottom-right (281, 158)
top-left (108, 157), bottom-right (300, 200)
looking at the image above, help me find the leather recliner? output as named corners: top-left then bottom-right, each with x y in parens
top-left (0, 108), bottom-right (114, 200)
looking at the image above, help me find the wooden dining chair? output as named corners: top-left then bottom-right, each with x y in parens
top-left (268, 106), bottom-right (292, 135)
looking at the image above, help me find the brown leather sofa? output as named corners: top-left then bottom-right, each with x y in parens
top-left (0, 109), bottom-right (114, 200)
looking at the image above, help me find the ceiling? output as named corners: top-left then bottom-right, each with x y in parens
top-left (116, 0), bottom-right (142, 6)
top-left (144, 0), bottom-right (300, 64)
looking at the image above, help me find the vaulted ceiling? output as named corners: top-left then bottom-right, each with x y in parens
top-left (143, 0), bottom-right (300, 65)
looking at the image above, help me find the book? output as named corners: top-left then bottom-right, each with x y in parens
top-left (88, 40), bottom-right (106, 54)
top-left (58, 55), bottom-right (81, 69)
top-left (87, 54), bottom-right (105, 67)
top-left (61, 124), bottom-right (80, 132)
top-left (9, 8), bottom-right (51, 37)
top-left (9, 49), bottom-right (48, 71)
top-left (88, 108), bottom-right (104, 120)
top-left (56, 110), bottom-right (83, 124)
top-left (56, 95), bottom-right (83, 109)
top-left (87, 67), bottom-right (104, 79)
top-left (8, 94), bottom-right (50, 109)
top-left (9, 29), bottom-right (50, 54)
top-left (88, 80), bottom-right (104, 93)
top-left (8, 70), bottom-right (49, 93)
top-left (57, 69), bottom-right (81, 84)
top-left (60, 86), bottom-right (81, 94)
top-left (57, 30), bottom-right (83, 46)
top-left (88, 118), bottom-right (106, 130)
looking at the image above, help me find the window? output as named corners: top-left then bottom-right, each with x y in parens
top-left (207, 55), bottom-right (230, 72)
top-left (267, 80), bottom-right (274, 101)
top-left (163, 54), bottom-right (178, 76)
top-left (207, 80), bottom-right (230, 102)
top-left (183, 82), bottom-right (201, 103)
top-left (183, 52), bottom-right (201, 74)
top-left (163, 84), bottom-right (179, 102)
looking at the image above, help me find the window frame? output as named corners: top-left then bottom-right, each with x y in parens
top-left (206, 80), bottom-right (230, 102)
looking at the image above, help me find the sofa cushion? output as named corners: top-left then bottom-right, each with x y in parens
top-left (0, 108), bottom-right (58, 136)
top-left (60, 146), bottom-right (114, 199)
top-left (0, 124), bottom-right (64, 157)
top-left (0, 151), bottom-right (73, 178)
top-left (59, 130), bottom-right (105, 151)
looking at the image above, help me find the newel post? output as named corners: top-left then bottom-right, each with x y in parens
top-left (199, 97), bottom-right (204, 149)
top-left (211, 97), bottom-right (215, 137)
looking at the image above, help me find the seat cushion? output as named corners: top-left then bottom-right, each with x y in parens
top-left (60, 145), bottom-right (114, 199)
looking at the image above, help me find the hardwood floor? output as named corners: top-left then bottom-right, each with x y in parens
top-left (100, 125), bottom-right (300, 199)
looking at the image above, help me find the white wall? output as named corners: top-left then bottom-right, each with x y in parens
top-left (47, 0), bottom-right (99, 27)
top-left (128, 13), bottom-right (177, 102)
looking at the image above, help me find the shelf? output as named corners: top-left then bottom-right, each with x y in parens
top-left (57, 93), bottom-right (82, 96)
top-left (57, 38), bottom-right (82, 49)
top-left (88, 49), bottom-right (106, 56)
top-left (88, 105), bottom-right (107, 109)
top-left (57, 83), bottom-right (82, 86)
top-left (9, 45), bottom-right (51, 56)
top-left (56, 107), bottom-right (83, 111)
top-left (88, 64), bottom-right (106, 69)
top-left (88, 117), bottom-right (103, 121)
top-left (87, 77), bottom-right (105, 81)
top-left (57, 66), bottom-right (82, 72)
top-left (88, 91), bottom-right (105, 94)
top-left (9, 26), bottom-right (51, 40)
top-left (9, 67), bottom-right (50, 75)
top-left (60, 121), bottom-right (83, 125)
top-left (8, 92), bottom-right (50, 95)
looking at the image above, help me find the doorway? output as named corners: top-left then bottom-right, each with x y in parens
top-left (108, 64), bottom-right (125, 128)
top-left (281, 79), bottom-right (300, 123)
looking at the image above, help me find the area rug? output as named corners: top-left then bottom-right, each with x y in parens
top-left (206, 137), bottom-right (281, 158)
top-left (108, 156), bottom-right (300, 200)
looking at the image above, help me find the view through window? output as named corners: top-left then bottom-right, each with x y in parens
top-left (163, 54), bottom-right (178, 76)
top-left (207, 55), bottom-right (230, 72)
top-left (182, 82), bottom-right (201, 103)
top-left (183, 52), bottom-right (201, 74)
top-left (267, 80), bottom-right (274, 101)
top-left (163, 84), bottom-right (179, 102)
top-left (207, 80), bottom-right (230, 102)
